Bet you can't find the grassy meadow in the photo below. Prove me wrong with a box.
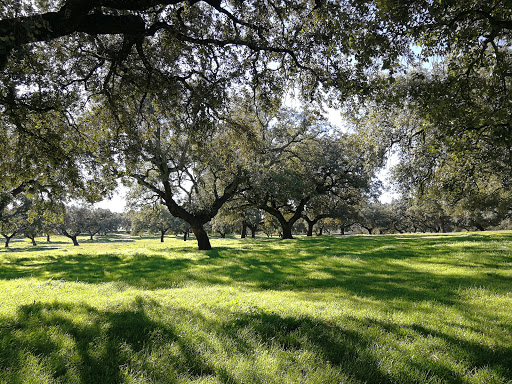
[0,232,511,384]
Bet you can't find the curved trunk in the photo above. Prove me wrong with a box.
[71,235,79,246]
[29,236,37,246]
[191,224,211,250]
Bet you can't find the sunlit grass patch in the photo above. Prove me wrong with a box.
[0,232,511,383]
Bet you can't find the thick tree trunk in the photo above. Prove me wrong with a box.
[306,222,314,236]
[71,236,79,246]
[240,222,247,239]
[29,236,37,246]
[191,225,211,250]
[281,223,293,239]
[340,227,345,235]
[248,224,257,238]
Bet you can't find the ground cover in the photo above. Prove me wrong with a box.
[0,232,511,383]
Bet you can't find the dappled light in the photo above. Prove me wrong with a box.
[0,233,511,383]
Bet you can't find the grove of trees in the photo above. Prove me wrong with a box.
[1,1,510,249]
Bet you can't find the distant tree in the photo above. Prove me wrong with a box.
[245,110,377,239]
[260,214,280,238]
[59,206,90,246]
[356,202,392,235]
[83,208,122,240]
[0,194,34,247]
[129,205,186,243]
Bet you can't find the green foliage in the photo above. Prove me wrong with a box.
[0,232,511,383]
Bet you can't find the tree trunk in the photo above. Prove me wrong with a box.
[340,227,345,235]
[248,224,257,238]
[71,236,79,246]
[29,236,37,246]
[183,231,188,241]
[46,233,50,242]
[281,223,293,239]
[317,227,323,236]
[3,233,15,248]
[160,230,165,242]
[191,225,211,250]
[241,221,247,239]
[218,232,226,238]
[306,221,314,237]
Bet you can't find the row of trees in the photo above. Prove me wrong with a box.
[3,187,511,248]
[0,199,125,247]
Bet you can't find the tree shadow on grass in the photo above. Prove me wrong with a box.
[0,235,511,303]
[2,297,510,383]
[0,298,393,383]
[0,298,220,384]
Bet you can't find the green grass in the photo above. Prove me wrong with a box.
[0,232,511,383]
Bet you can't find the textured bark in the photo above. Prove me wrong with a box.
[191,225,211,250]
[281,223,293,239]
[240,222,247,239]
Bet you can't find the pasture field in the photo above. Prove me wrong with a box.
[0,232,511,384]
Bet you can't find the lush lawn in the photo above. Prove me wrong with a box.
[0,232,511,383]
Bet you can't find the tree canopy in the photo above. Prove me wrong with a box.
[1,0,511,246]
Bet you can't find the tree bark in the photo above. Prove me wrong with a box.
[71,235,79,246]
[240,221,247,239]
[307,222,314,236]
[247,224,257,238]
[160,230,165,242]
[191,224,211,250]
[183,231,188,241]
[46,233,51,242]
[28,236,37,246]
[2,233,16,248]
[316,227,323,236]
[281,223,293,239]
